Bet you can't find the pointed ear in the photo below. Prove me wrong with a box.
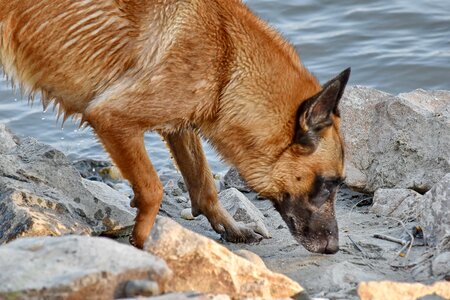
[294,68,350,148]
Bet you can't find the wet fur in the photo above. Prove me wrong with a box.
[0,0,347,250]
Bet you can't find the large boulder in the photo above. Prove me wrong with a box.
[144,217,303,299]
[341,87,450,193]
[0,236,171,299]
[358,281,450,300]
[0,125,135,244]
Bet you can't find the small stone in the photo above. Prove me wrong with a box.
[164,180,184,197]
[432,252,450,278]
[223,168,252,192]
[180,208,195,220]
[219,188,271,239]
[233,249,266,268]
[124,280,160,297]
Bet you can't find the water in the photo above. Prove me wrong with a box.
[0,0,449,172]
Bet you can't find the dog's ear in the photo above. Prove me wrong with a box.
[294,68,350,150]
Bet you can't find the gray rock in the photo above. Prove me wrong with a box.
[0,236,171,299]
[370,188,422,220]
[164,179,184,197]
[223,168,252,193]
[141,292,231,300]
[0,124,18,153]
[321,261,381,292]
[158,167,183,186]
[417,173,450,248]
[432,252,450,278]
[0,128,135,243]
[219,188,271,238]
[341,87,450,192]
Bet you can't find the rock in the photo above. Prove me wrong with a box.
[144,217,303,299]
[417,174,450,248]
[145,292,231,300]
[0,236,171,299]
[341,87,450,193]
[358,281,450,300]
[180,208,195,220]
[158,167,183,186]
[72,159,112,180]
[124,280,161,297]
[219,188,271,239]
[233,249,266,268]
[164,179,184,197]
[321,261,381,292]
[0,129,135,244]
[223,167,252,193]
[370,188,422,220]
[432,252,450,278]
[0,124,18,153]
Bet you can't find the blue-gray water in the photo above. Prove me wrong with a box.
[1,0,449,172]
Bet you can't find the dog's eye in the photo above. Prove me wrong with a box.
[312,188,330,206]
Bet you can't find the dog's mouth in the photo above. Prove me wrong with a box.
[274,195,340,254]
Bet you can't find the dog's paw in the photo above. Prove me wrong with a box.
[221,223,264,244]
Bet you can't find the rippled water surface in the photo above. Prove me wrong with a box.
[1,0,449,171]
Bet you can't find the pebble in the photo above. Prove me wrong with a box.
[124,280,160,297]
[181,208,195,220]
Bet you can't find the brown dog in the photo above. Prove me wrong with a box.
[0,0,349,253]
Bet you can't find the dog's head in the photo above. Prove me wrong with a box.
[265,68,350,254]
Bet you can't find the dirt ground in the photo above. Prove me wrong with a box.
[150,186,434,300]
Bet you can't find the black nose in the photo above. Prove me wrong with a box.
[324,237,339,254]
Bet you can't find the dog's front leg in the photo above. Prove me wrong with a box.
[162,129,264,243]
[86,109,163,249]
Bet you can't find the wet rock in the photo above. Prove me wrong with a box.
[0,236,171,299]
[432,252,450,279]
[223,167,252,193]
[341,87,450,193]
[219,188,271,239]
[358,281,450,300]
[144,217,303,299]
[370,188,422,220]
[72,159,112,180]
[0,130,135,244]
[417,174,450,248]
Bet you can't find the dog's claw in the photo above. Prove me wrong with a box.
[221,224,264,244]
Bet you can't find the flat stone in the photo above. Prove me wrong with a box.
[0,236,171,299]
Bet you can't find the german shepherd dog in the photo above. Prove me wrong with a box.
[0,0,349,253]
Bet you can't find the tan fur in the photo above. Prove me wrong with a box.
[0,0,346,249]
